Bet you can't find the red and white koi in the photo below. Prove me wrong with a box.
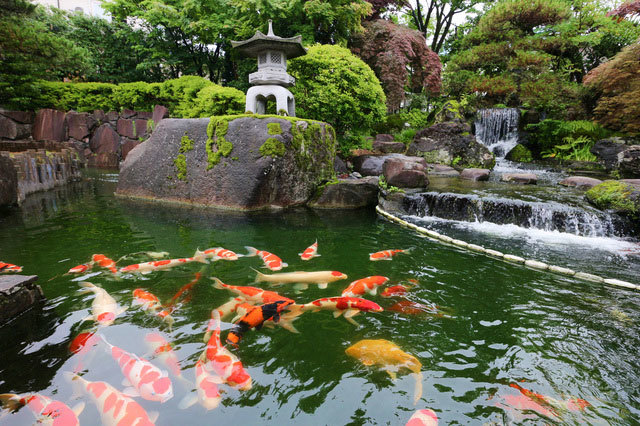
[119,252,206,274]
[198,247,240,261]
[244,246,288,271]
[253,269,348,290]
[0,262,22,273]
[132,289,174,326]
[66,373,158,426]
[99,336,173,403]
[211,277,294,305]
[406,409,438,426]
[369,249,411,261]
[299,240,320,261]
[144,333,182,378]
[78,282,125,327]
[92,254,118,274]
[201,310,252,391]
[212,297,250,321]
[285,296,383,326]
[67,263,90,274]
[0,393,84,426]
[341,276,389,297]
[178,359,223,411]
[68,331,101,373]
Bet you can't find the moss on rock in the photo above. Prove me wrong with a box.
[585,180,638,218]
[173,154,187,181]
[505,144,533,163]
[179,133,194,153]
[267,122,282,135]
[260,138,286,157]
[206,117,232,169]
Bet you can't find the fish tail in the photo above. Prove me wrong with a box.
[278,310,303,333]
[413,372,423,405]
[210,277,225,290]
[193,248,209,264]
[244,246,258,257]
[64,372,86,400]
[251,267,266,283]
[0,393,23,413]
[281,262,288,268]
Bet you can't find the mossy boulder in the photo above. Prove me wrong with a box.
[116,115,336,210]
[585,180,640,219]
[505,144,533,163]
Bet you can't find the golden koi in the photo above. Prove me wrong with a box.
[244,246,287,271]
[0,262,22,273]
[78,282,125,327]
[299,240,320,261]
[341,276,389,297]
[66,373,158,426]
[0,393,84,426]
[369,249,411,261]
[346,339,423,405]
[253,269,347,290]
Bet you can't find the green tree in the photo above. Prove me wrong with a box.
[0,0,91,108]
[288,45,386,149]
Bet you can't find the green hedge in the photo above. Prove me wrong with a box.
[27,76,245,117]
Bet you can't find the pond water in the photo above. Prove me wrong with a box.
[1,170,639,425]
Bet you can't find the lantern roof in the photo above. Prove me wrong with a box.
[231,20,307,59]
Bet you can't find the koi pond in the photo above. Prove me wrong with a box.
[1,169,639,425]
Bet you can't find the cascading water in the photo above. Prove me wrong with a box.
[474,108,520,158]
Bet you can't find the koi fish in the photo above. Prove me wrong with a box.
[67,263,90,274]
[346,339,423,405]
[299,240,320,261]
[78,282,125,327]
[202,310,252,390]
[68,331,101,372]
[244,246,288,271]
[381,285,411,298]
[508,383,590,413]
[213,297,250,321]
[226,300,294,346]
[0,393,84,426]
[211,277,294,305]
[253,269,348,290]
[165,272,203,308]
[119,252,206,274]
[284,296,383,326]
[198,247,240,261]
[341,276,389,297]
[369,249,411,261]
[406,409,438,426]
[0,262,22,273]
[132,289,174,326]
[388,300,440,316]
[92,254,118,274]
[144,333,182,378]
[99,336,173,403]
[180,359,223,411]
[66,373,158,426]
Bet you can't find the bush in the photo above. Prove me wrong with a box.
[525,119,611,160]
[19,76,245,117]
[288,44,387,149]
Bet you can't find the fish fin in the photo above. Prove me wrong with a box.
[71,402,85,417]
[371,288,378,295]
[263,321,275,329]
[413,372,423,405]
[281,262,288,268]
[193,249,209,264]
[293,283,308,291]
[122,387,140,397]
[317,282,328,289]
[203,331,212,343]
[386,370,397,380]
[64,372,85,400]
[178,393,198,410]
[344,309,359,319]
[333,311,342,318]
[278,316,300,333]
[148,411,160,423]
[0,394,23,412]
[345,315,360,327]
[210,277,225,290]
[251,267,266,284]
[244,246,258,257]
[122,378,132,387]
[362,359,374,366]
[117,307,127,315]
[315,254,321,257]
[141,270,153,275]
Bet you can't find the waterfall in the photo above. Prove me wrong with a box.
[402,192,635,238]
[475,108,520,158]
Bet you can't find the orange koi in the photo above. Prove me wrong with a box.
[91,254,117,274]
[341,276,389,297]
[406,409,438,426]
[226,300,294,345]
[369,249,411,261]
[0,393,84,426]
[285,296,383,326]
[244,246,287,271]
[299,240,320,261]
[0,262,22,273]
[387,300,440,316]
[165,272,202,308]
[381,285,410,298]
[144,333,182,378]
[99,336,173,403]
[66,373,158,425]
[509,383,590,413]
[202,310,252,390]
[67,263,90,274]
[119,252,206,274]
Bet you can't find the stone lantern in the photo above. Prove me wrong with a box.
[231,20,306,117]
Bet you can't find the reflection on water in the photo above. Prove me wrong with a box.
[0,170,639,424]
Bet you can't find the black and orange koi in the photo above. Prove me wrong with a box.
[226,300,294,346]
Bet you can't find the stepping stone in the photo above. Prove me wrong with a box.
[558,176,602,189]
[0,275,44,323]
[460,168,490,181]
[501,173,537,184]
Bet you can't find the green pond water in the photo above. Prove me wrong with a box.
[1,170,639,425]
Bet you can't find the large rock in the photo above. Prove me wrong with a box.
[591,137,640,177]
[352,154,404,176]
[619,146,640,178]
[373,140,406,153]
[66,111,96,140]
[0,275,44,323]
[585,180,640,219]
[33,109,67,141]
[117,116,336,210]
[559,176,603,190]
[121,139,142,161]
[407,120,495,169]
[427,163,460,177]
[382,156,428,188]
[0,115,30,140]
[152,105,169,128]
[0,154,18,206]
[0,109,34,124]
[89,124,121,168]
[309,176,379,209]
[460,168,490,181]
[117,118,148,139]
[501,173,537,184]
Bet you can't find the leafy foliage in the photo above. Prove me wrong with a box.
[288,44,386,149]
[351,19,442,111]
[608,1,640,21]
[525,119,611,159]
[583,41,640,135]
